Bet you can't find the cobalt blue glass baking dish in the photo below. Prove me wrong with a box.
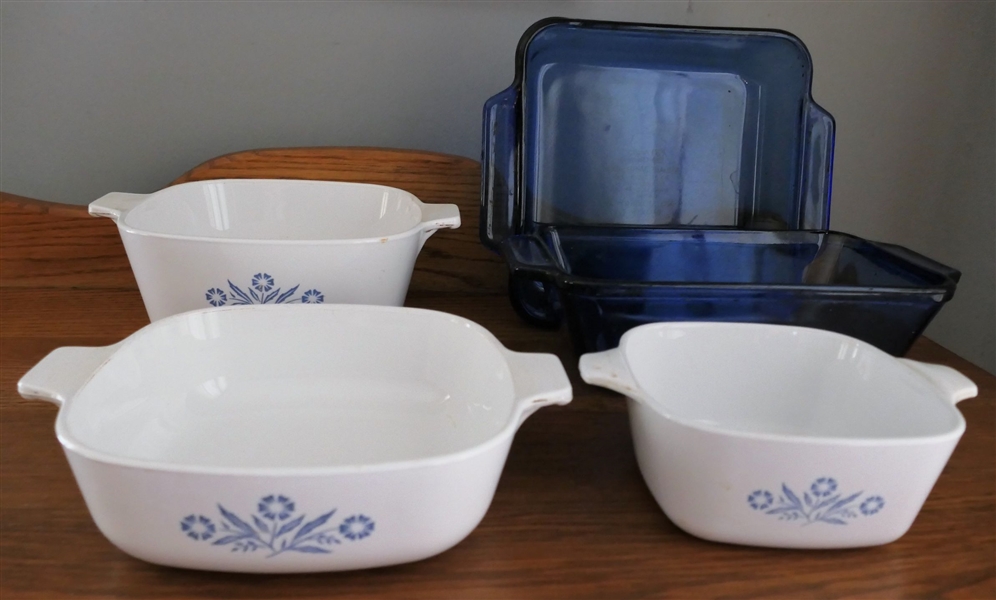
[480,18,959,355]
[481,17,836,245]
[502,228,959,355]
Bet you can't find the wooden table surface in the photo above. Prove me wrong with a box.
[2,148,993,599]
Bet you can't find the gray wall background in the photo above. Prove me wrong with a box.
[2,1,993,373]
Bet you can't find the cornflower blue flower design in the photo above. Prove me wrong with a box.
[860,496,885,515]
[748,490,774,510]
[205,288,227,307]
[301,289,324,304]
[180,515,215,540]
[251,273,275,292]
[205,273,323,307]
[180,495,375,557]
[810,477,838,498]
[339,515,375,540]
[749,479,884,526]
[258,495,295,521]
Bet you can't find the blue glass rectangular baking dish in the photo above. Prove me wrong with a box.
[481,18,959,355]
[502,228,959,355]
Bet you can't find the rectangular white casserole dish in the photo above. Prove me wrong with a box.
[18,305,571,572]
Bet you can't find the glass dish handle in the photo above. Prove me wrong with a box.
[869,241,962,285]
[502,235,563,327]
[481,86,519,251]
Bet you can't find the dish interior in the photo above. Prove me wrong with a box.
[65,307,516,469]
[623,323,961,439]
[545,228,946,288]
[123,180,423,241]
[523,25,813,229]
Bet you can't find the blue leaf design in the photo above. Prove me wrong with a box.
[751,480,882,528]
[276,285,300,304]
[812,493,842,511]
[293,509,337,542]
[252,515,269,534]
[227,281,253,304]
[184,499,368,558]
[275,514,305,538]
[213,534,251,546]
[218,504,255,535]
[823,491,863,516]
[782,484,803,510]
[250,288,261,302]
[289,546,331,554]
[264,288,280,303]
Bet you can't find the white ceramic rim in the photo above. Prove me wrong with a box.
[112,179,447,245]
[614,322,968,447]
[51,305,541,476]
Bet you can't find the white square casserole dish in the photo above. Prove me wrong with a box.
[18,305,572,573]
[579,322,977,549]
[89,179,461,320]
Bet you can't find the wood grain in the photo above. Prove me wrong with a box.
[1,147,993,599]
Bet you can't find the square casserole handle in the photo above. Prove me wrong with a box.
[578,348,654,406]
[501,349,572,424]
[897,358,978,405]
[416,201,461,250]
[18,344,123,406]
[89,192,149,222]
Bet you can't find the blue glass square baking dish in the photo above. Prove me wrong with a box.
[502,228,959,356]
[481,18,959,355]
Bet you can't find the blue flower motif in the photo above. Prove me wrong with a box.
[182,496,374,557]
[750,478,884,526]
[339,515,375,540]
[205,288,227,307]
[301,289,324,304]
[748,490,774,510]
[810,477,838,498]
[860,496,885,515]
[206,273,322,307]
[251,273,274,292]
[258,495,295,521]
[180,514,215,540]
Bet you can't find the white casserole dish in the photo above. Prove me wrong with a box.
[18,305,572,573]
[89,179,461,320]
[579,322,977,549]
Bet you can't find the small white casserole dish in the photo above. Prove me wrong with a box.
[18,305,571,573]
[90,179,461,320]
[579,322,977,549]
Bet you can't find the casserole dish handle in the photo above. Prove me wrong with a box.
[578,348,653,404]
[869,241,962,285]
[18,344,121,406]
[502,349,572,423]
[416,202,461,249]
[89,192,148,222]
[897,358,978,404]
